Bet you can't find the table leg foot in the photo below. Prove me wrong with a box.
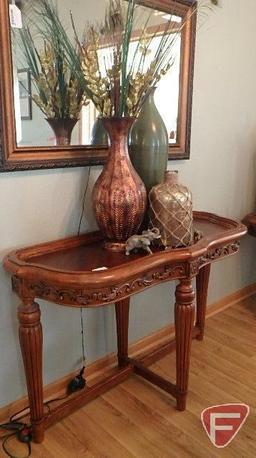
[18,300,44,443]
[176,394,186,411]
[32,420,44,444]
[115,298,130,368]
[175,279,195,411]
[196,264,211,341]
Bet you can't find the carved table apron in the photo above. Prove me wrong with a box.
[3,212,247,443]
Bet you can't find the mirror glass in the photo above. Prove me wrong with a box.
[10,1,182,148]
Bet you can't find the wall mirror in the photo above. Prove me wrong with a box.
[0,0,196,172]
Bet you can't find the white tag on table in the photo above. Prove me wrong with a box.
[92,267,108,271]
[9,4,23,29]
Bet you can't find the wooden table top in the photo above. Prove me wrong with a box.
[3,212,246,307]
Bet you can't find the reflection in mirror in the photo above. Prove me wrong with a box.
[11,0,181,148]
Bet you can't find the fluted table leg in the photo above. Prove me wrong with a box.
[115,298,130,368]
[175,279,195,411]
[196,264,211,340]
[18,300,44,443]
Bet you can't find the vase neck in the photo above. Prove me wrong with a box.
[164,170,178,185]
[141,87,156,110]
[46,118,78,146]
[103,117,134,156]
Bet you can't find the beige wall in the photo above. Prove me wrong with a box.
[1,0,256,407]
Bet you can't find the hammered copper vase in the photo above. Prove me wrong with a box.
[149,170,193,248]
[92,117,147,250]
[46,118,78,145]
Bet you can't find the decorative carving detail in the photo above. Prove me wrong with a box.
[12,275,35,301]
[152,265,185,281]
[12,264,186,307]
[11,241,240,306]
[189,241,240,276]
[12,276,21,295]
[0,155,108,172]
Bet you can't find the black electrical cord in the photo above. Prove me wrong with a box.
[77,166,91,236]
[0,422,31,458]
[2,433,31,458]
[9,409,29,424]
[2,432,31,458]
[43,394,70,415]
[80,307,86,366]
[77,167,91,369]
[0,394,70,458]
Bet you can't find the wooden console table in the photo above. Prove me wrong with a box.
[3,212,246,443]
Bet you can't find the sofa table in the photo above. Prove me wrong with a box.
[3,212,246,443]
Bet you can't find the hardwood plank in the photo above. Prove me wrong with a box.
[204,323,256,357]
[206,319,256,354]
[191,343,256,391]
[63,411,134,458]
[224,302,256,324]
[35,422,90,458]
[209,313,256,343]
[199,334,256,372]
[121,377,223,458]
[103,383,213,458]
[150,361,256,457]
[81,397,161,458]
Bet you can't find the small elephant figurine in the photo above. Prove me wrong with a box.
[125,228,161,255]
[193,229,203,243]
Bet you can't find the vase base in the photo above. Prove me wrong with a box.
[104,241,126,252]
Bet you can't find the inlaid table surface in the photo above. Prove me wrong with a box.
[3,211,247,443]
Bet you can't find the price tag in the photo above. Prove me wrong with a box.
[92,267,108,271]
[9,4,23,29]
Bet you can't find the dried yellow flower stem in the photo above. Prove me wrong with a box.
[32,44,89,119]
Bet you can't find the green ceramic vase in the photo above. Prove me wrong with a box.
[91,117,109,146]
[129,87,168,192]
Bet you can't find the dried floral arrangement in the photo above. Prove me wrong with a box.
[19,1,89,120]
[77,2,181,117]
[19,0,218,120]
[48,0,186,118]
[44,0,218,119]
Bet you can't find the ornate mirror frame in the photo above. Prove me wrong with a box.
[0,0,196,172]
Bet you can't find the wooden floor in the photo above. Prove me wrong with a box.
[2,297,256,458]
